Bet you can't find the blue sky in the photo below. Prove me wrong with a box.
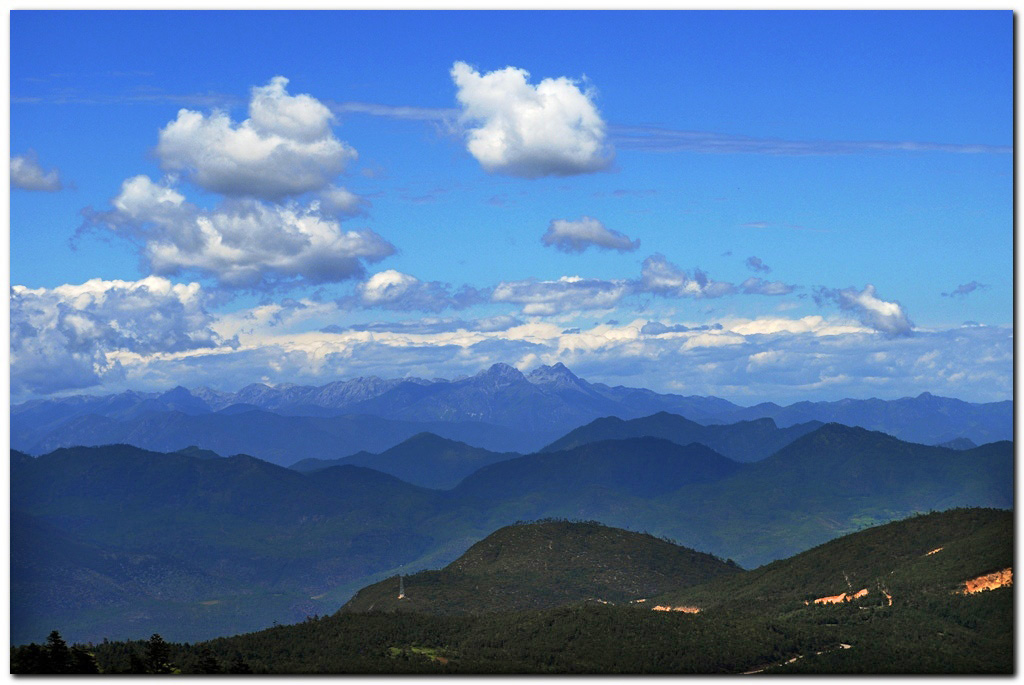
[10,10,1012,403]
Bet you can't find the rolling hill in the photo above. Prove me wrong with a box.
[341,520,741,614]
[290,432,519,489]
[541,411,822,461]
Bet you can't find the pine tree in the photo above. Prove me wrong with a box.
[70,647,101,674]
[195,647,222,674]
[228,653,252,673]
[45,630,73,673]
[145,634,173,674]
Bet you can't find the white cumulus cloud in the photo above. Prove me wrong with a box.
[11,276,223,395]
[11,150,63,191]
[541,216,639,253]
[815,284,914,336]
[92,175,394,290]
[156,76,357,200]
[451,61,613,178]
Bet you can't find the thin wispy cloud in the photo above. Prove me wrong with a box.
[742,221,829,234]
[12,91,242,108]
[610,125,1011,156]
[328,100,457,122]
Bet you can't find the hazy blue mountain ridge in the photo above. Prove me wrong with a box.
[13,364,1010,459]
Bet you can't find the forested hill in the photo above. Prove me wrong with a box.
[340,520,740,614]
[26,509,1009,675]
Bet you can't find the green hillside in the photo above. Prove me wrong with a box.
[341,520,741,614]
[35,509,1010,674]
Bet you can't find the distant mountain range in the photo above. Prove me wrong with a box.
[288,413,825,488]
[12,420,1013,644]
[541,412,824,462]
[12,362,1012,457]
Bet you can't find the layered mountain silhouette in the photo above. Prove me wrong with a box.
[12,363,1011,457]
[11,419,1013,645]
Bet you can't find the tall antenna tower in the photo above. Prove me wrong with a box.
[398,574,405,600]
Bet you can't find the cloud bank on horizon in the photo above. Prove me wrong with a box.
[10,12,1010,403]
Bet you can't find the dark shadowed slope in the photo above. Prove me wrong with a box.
[454,437,743,500]
[10,445,468,644]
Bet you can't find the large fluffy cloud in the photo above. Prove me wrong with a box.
[541,216,639,253]
[11,151,63,191]
[156,76,357,200]
[814,284,913,336]
[90,175,394,289]
[451,61,613,178]
[11,276,223,395]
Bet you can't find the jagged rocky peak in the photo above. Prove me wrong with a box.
[473,362,528,386]
[158,385,194,400]
[233,383,283,405]
[527,362,585,389]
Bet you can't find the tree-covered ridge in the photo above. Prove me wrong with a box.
[15,509,1010,674]
[341,519,741,614]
